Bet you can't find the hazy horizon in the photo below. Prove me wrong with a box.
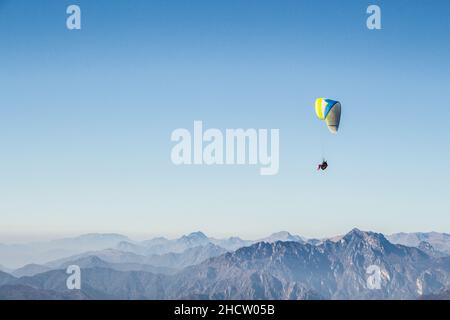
[1,227,449,245]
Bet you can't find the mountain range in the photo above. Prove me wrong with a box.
[0,231,303,269]
[387,232,450,255]
[0,229,449,300]
[0,233,130,268]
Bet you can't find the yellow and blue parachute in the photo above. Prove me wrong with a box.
[315,98,342,134]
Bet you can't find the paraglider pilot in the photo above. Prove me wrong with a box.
[317,160,328,171]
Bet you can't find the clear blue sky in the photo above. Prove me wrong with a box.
[0,0,449,242]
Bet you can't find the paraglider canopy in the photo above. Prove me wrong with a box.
[315,98,341,134]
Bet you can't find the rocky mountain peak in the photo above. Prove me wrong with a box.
[342,228,389,245]
[185,231,208,240]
